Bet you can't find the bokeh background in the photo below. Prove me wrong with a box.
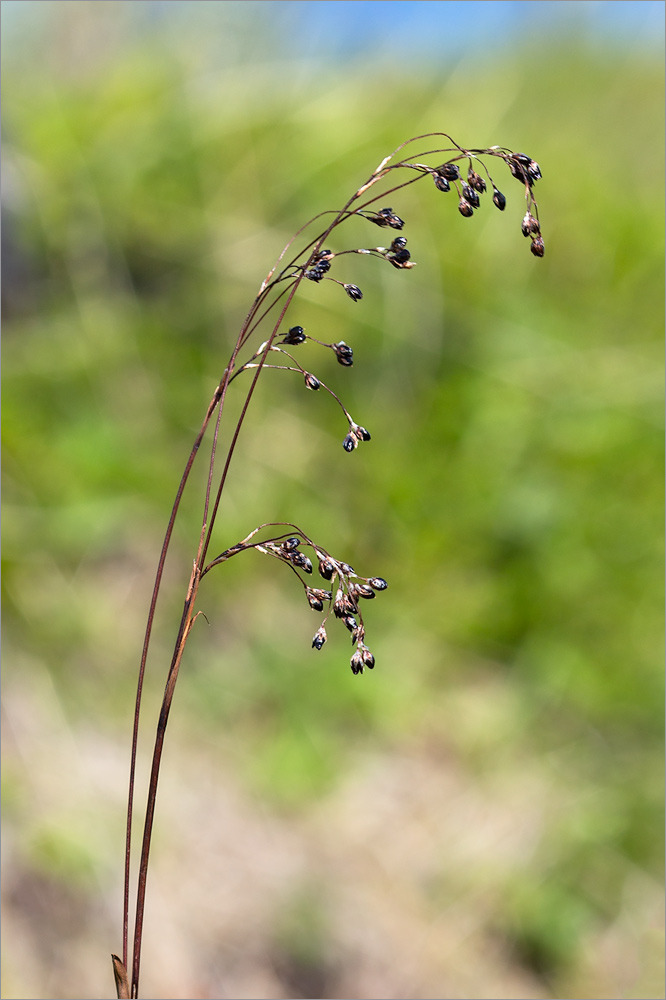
[2,2,664,998]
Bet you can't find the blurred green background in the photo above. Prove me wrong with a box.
[2,2,664,998]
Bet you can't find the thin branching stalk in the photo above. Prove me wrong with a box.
[114,133,545,999]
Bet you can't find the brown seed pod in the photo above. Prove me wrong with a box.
[318,558,337,581]
[312,627,327,650]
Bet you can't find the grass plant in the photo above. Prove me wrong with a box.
[113,134,545,999]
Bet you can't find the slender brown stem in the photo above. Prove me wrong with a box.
[122,381,225,970]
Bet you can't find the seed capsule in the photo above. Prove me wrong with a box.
[333,590,345,617]
[492,188,506,211]
[333,341,354,367]
[334,590,358,617]
[438,162,461,181]
[521,212,540,237]
[467,169,487,193]
[458,198,474,218]
[318,558,336,581]
[304,373,321,391]
[342,433,357,452]
[388,246,412,269]
[352,584,376,600]
[339,562,355,575]
[368,577,388,591]
[530,236,545,258]
[307,592,324,612]
[312,627,327,650]
[344,283,363,302]
[292,552,313,574]
[351,624,365,644]
[462,184,480,209]
[433,172,450,192]
[318,558,336,580]
[282,326,306,345]
[375,207,405,230]
[527,160,542,182]
[343,615,358,633]
[305,267,325,282]
[390,237,408,251]
[282,537,301,551]
[350,649,365,675]
[353,425,371,442]
[361,647,375,669]
[509,159,533,186]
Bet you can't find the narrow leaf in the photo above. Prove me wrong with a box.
[111,954,130,999]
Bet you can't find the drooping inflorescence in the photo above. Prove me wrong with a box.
[216,137,545,675]
[204,526,388,675]
[424,146,545,256]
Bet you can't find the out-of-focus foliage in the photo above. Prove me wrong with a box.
[2,3,663,999]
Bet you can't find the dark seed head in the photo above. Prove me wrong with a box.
[333,341,354,367]
[522,212,540,237]
[343,615,358,633]
[509,159,533,186]
[307,593,324,612]
[350,649,365,675]
[368,577,388,591]
[527,159,542,182]
[335,589,358,617]
[305,267,325,282]
[379,206,405,230]
[354,425,371,442]
[438,162,461,181]
[433,172,451,193]
[458,198,474,218]
[371,207,404,230]
[318,558,336,581]
[462,184,480,209]
[352,584,376,600]
[344,283,363,302]
[304,373,321,391]
[351,624,365,644]
[467,169,487,193]
[390,248,411,263]
[390,237,408,251]
[361,646,375,669]
[492,188,506,211]
[339,562,355,576]
[282,536,301,551]
[292,552,313,573]
[315,258,331,273]
[312,627,327,650]
[282,325,306,345]
[530,236,545,258]
[343,433,357,452]
[368,212,390,228]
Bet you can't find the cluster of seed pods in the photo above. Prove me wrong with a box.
[264,535,388,675]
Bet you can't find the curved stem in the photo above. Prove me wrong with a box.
[122,379,226,970]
